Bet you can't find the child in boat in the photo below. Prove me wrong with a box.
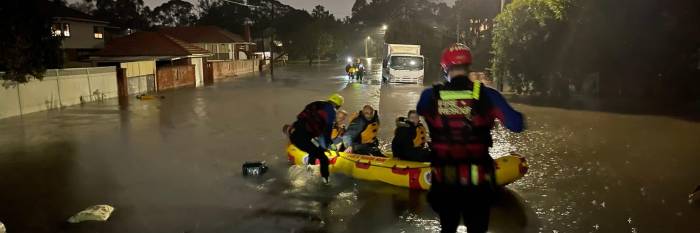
[330,110,348,151]
[392,110,430,162]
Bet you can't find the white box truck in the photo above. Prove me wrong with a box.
[382,44,424,84]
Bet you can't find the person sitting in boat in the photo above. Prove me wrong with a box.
[391,110,430,162]
[342,105,383,156]
[330,110,348,151]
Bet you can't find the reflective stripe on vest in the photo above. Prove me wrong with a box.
[438,81,481,100]
[471,165,480,186]
[427,80,491,161]
[432,164,494,186]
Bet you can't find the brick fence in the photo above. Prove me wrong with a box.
[209,60,260,80]
[156,65,195,90]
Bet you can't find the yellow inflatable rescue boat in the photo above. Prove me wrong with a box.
[286,144,528,190]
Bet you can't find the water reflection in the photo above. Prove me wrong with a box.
[396,188,538,233]
[248,162,539,233]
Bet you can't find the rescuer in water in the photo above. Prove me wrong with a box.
[417,43,525,233]
[342,105,382,156]
[391,110,430,162]
[285,94,345,184]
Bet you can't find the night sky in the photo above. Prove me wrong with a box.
[68,0,455,18]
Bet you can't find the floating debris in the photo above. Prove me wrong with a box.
[67,205,115,223]
[136,94,165,100]
[242,161,268,176]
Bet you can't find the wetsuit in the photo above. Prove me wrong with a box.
[391,118,430,162]
[289,101,336,179]
[416,76,524,233]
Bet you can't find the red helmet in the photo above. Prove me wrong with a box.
[440,43,473,71]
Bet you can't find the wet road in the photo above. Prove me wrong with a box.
[0,64,698,233]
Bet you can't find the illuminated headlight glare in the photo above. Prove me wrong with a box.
[347,57,353,63]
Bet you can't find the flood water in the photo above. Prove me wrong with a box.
[0,64,698,233]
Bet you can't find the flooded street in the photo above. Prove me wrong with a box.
[0,64,698,233]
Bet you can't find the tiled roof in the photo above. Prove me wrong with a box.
[95,31,211,57]
[159,26,247,43]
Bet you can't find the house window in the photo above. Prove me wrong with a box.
[62,23,70,37]
[51,23,62,37]
[94,26,103,39]
[51,23,71,37]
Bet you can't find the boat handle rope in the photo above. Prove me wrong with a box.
[330,150,431,169]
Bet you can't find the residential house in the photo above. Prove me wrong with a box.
[92,31,212,95]
[45,2,112,67]
[159,26,255,61]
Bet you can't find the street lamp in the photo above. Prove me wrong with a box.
[365,36,371,58]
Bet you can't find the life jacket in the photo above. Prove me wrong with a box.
[394,118,427,149]
[413,123,427,148]
[423,79,496,186]
[296,101,333,137]
[331,123,345,139]
[350,111,380,144]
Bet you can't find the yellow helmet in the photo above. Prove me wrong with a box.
[328,93,344,107]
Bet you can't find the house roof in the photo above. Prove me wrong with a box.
[159,26,247,44]
[94,31,212,58]
[41,1,108,24]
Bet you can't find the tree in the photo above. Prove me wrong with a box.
[0,0,63,83]
[351,0,367,18]
[491,0,700,100]
[491,0,571,94]
[300,5,338,62]
[311,5,333,20]
[92,0,151,30]
[68,0,96,14]
[151,0,197,27]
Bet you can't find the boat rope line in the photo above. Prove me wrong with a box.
[330,150,432,169]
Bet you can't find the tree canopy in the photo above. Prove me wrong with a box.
[91,0,151,30]
[150,0,197,27]
[491,0,700,99]
[0,0,63,83]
